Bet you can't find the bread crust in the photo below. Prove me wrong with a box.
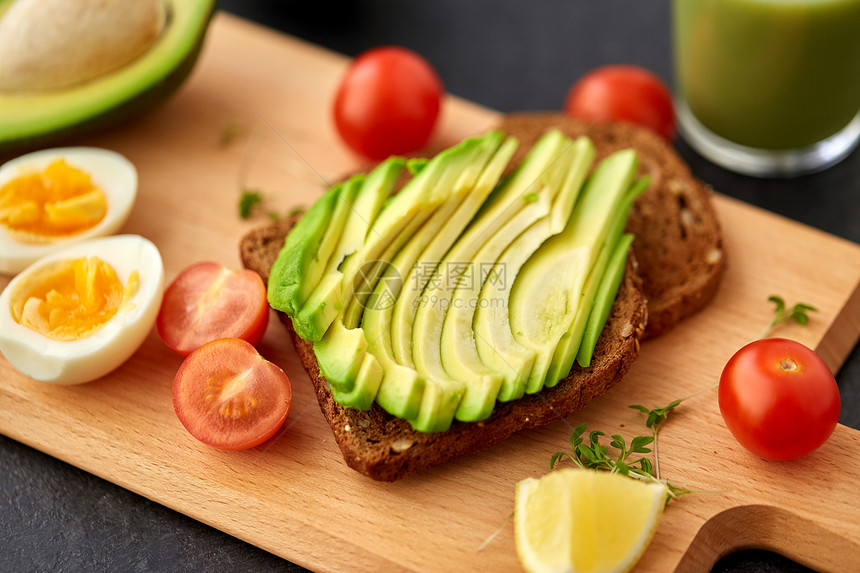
[240,215,647,481]
[496,113,726,338]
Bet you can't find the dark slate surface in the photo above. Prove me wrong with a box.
[2,1,857,572]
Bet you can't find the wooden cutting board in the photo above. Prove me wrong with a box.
[2,12,860,573]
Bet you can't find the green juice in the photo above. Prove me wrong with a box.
[674,0,860,150]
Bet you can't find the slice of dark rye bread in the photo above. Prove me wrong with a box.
[497,113,726,339]
[240,217,647,482]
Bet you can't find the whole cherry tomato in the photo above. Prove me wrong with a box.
[333,46,444,160]
[564,65,676,140]
[719,338,840,461]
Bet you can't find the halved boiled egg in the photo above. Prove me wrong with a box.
[0,234,164,385]
[0,146,137,275]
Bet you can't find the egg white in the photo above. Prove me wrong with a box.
[0,146,138,275]
[0,234,164,385]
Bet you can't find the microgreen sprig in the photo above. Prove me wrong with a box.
[550,424,655,479]
[628,400,680,481]
[553,383,723,505]
[238,188,264,219]
[550,422,698,505]
[629,384,716,480]
[759,295,817,339]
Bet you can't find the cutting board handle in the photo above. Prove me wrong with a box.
[676,504,860,573]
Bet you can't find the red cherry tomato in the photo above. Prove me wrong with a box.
[173,338,292,450]
[719,338,840,461]
[333,46,444,160]
[564,65,676,140]
[157,261,269,357]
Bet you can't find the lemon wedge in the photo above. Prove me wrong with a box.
[514,468,667,573]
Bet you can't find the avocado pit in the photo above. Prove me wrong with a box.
[0,0,166,92]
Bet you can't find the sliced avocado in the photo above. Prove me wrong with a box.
[338,133,502,329]
[366,134,514,424]
[440,214,544,412]
[0,0,215,154]
[388,135,520,366]
[412,380,466,433]
[359,193,475,417]
[315,319,368,392]
[420,133,591,422]
[280,128,645,432]
[574,176,650,368]
[288,181,359,338]
[406,130,571,375]
[357,204,462,417]
[467,136,595,406]
[509,149,639,394]
[329,351,384,410]
[267,184,341,318]
[294,158,404,341]
[576,233,635,367]
[314,133,504,401]
[547,176,649,382]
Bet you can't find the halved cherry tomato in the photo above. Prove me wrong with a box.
[157,261,269,357]
[173,338,292,450]
[564,65,676,140]
[333,46,444,160]
[719,338,840,461]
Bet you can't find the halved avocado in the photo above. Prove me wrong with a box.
[0,0,215,155]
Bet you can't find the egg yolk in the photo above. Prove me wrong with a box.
[12,256,139,341]
[0,159,108,241]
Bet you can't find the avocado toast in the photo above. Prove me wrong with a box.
[240,120,724,481]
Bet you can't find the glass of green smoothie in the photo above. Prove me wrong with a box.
[673,0,860,177]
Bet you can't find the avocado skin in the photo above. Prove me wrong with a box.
[268,185,341,317]
[0,0,215,157]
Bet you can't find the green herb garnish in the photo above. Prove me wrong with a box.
[550,424,654,479]
[629,399,683,481]
[553,386,721,505]
[760,295,817,338]
[238,189,263,219]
